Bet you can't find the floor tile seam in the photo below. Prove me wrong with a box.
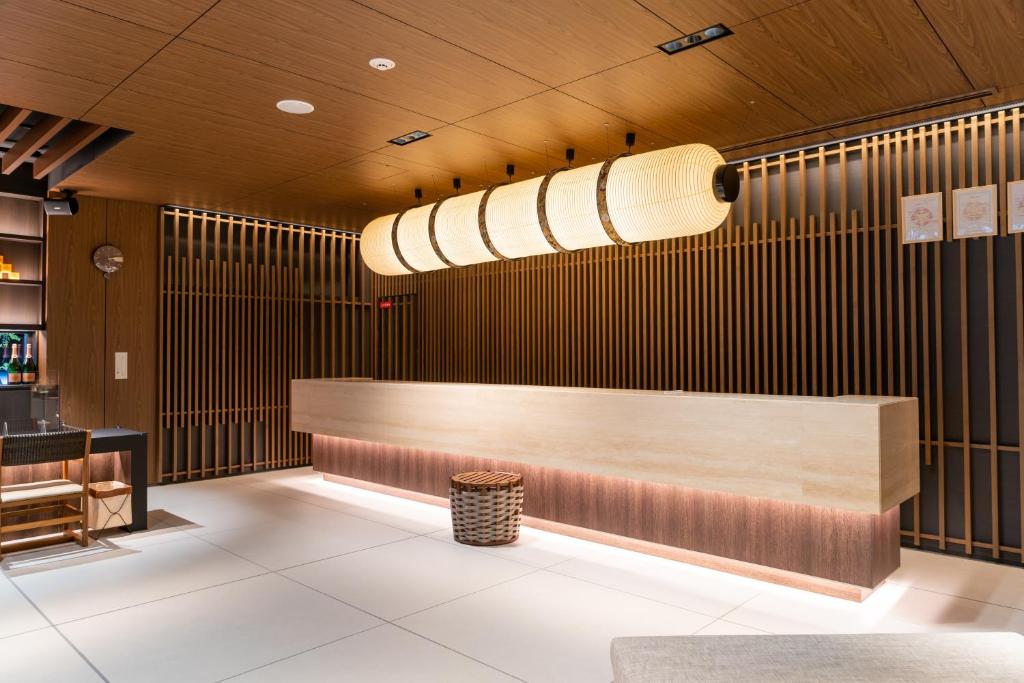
[43,570,275,627]
[212,622,390,682]
[416,530,581,571]
[541,564,756,623]
[883,582,1024,614]
[390,622,530,682]
[388,566,548,623]
[714,591,764,622]
[270,534,421,572]
[199,483,432,537]
[8,576,111,682]
[0,623,51,642]
[272,570,391,623]
[712,617,773,634]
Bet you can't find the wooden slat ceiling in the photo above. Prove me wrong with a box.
[0,105,127,188]
[2,0,1022,229]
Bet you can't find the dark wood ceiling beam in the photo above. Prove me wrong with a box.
[0,106,31,142]
[32,122,110,179]
[2,114,72,175]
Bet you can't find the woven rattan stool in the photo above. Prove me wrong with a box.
[449,471,524,546]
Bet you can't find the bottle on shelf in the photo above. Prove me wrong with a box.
[22,342,36,384]
[8,343,22,384]
[0,345,8,386]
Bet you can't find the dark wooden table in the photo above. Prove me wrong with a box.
[90,427,148,531]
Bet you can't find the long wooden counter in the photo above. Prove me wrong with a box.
[293,379,919,599]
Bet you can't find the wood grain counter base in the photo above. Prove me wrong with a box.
[313,435,899,599]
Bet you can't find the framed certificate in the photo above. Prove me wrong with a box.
[1009,180,1024,234]
[953,184,997,239]
[900,192,943,244]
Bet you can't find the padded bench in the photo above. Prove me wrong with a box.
[611,632,1024,682]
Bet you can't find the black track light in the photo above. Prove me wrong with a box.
[414,187,423,204]
[453,177,461,194]
[658,24,732,55]
[506,163,515,181]
[565,147,575,167]
[625,132,636,152]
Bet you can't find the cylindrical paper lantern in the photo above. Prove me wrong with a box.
[360,143,737,276]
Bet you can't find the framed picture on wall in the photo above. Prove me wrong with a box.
[953,184,998,239]
[1009,180,1024,234]
[900,192,944,244]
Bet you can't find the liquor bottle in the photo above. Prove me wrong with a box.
[22,343,36,384]
[0,346,8,386]
[7,343,22,384]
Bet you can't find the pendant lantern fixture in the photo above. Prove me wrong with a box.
[361,143,738,276]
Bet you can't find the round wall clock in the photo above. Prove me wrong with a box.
[92,245,124,278]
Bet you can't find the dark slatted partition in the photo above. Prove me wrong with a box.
[159,208,372,482]
[373,105,1024,565]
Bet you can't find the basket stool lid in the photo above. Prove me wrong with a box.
[450,470,522,490]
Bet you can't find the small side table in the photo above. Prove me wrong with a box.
[449,471,524,546]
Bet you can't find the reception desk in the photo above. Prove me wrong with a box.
[293,379,919,599]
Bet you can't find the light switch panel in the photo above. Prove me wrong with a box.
[114,352,128,380]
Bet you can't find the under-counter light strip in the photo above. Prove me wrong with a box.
[360,143,738,276]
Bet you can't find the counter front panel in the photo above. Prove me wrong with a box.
[293,379,919,597]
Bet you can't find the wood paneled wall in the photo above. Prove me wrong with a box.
[159,209,372,482]
[47,196,159,481]
[374,105,1024,565]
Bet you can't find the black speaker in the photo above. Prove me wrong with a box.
[44,196,79,216]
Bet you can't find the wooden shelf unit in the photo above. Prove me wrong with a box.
[0,195,46,385]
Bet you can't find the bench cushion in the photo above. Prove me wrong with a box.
[611,632,1024,682]
[1,479,83,504]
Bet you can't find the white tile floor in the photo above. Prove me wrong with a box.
[2,466,1024,682]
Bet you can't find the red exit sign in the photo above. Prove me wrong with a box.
[378,298,394,310]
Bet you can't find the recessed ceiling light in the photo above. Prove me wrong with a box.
[276,99,315,114]
[388,130,430,146]
[657,23,732,55]
[369,57,396,71]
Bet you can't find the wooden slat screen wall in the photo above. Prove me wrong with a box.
[160,208,372,482]
[373,105,1024,565]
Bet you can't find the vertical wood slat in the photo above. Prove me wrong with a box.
[369,104,1024,567]
[158,104,1024,565]
[159,210,370,481]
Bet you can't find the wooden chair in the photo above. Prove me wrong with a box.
[0,429,92,559]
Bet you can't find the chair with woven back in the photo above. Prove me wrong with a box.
[0,428,92,559]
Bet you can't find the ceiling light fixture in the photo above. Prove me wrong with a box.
[388,130,430,146]
[657,23,732,55]
[361,143,739,276]
[276,99,315,114]
[369,57,396,71]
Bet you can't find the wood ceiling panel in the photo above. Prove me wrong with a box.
[257,151,494,212]
[182,0,546,123]
[705,0,972,123]
[0,0,168,85]
[456,90,677,165]
[215,193,378,230]
[560,49,811,149]
[640,0,799,31]
[66,0,218,35]
[83,138,317,191]
[374,126,553,190]
[66,162,259,208]
[825,98,989,141]
[85,89,365,174]
[359,0,674,86]
[917,0,1024,91]
[120,40,443,150]
[983,82,1024,109]
[228,182,398,219]
[0,59,109,118]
